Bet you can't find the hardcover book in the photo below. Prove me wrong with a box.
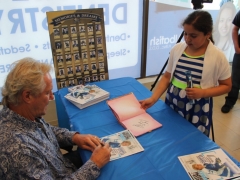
[178,148,240,180]
[65,84,109,109]
[101,130,144,161]
[107,93,162,136]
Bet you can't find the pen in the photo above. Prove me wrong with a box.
[100,141,105,147]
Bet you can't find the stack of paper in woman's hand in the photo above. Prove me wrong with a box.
[65,84,109,109]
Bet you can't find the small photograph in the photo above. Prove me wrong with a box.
[77,77,83,85]
[60,81,66,88]
[82,51,88,59]
[100,74,105,80]
[87,24,93,33]
[65,54,72,63]
[83,64,89,71]
[92,75,98,82]
[96,36,102,46]
[68,79,75,86]
[88,37,95,45]
[90,50,96,58]
[62,27,68,35]
[98,49,104,59]
[79,25,85,33]
[71,26,77,34]
[72,39,79,49]
[59,68,65,76]
[75,65,81,73]
[56,55,63,63]
[64,40,70,50]
[55,41,62,49]
[91,63,97,70]
[74,52,80,61]
[84,76,90,83]
[80,38,86,49]
[53,28,60,37]
[67,66,73,75]
[99,62,104,69]
[95,23,101,33]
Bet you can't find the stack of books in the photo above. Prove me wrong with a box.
[64,84,109,109]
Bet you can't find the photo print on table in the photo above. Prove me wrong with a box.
[53,27,60,39]
[65,54,72,64]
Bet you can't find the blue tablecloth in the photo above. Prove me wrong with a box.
[56,77,240,180]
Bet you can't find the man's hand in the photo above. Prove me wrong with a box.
[90,143,112,169]
[72,133,103,152]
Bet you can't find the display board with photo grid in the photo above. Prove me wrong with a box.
[47,8,108,89]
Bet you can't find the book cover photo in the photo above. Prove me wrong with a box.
[101,130,144,161]
[178,149,240,180]
[107,93,162,136]
[65,84,109,109]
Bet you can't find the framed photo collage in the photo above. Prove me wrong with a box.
[47,8,108,89]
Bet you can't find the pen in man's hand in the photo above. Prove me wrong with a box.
[100,141,105,147]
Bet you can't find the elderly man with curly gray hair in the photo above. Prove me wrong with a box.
[0,57,111,180]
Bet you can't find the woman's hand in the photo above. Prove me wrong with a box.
[139,97,156,110]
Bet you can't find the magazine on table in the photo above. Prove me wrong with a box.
[107,93,162,136]
[178,148,240,180]
[65,84,109,109]
[101,130,144,161]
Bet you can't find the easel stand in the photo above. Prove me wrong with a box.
[150,31,184,91]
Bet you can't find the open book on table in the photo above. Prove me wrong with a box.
[107,93,162,136]
[101,130,144,161]
[178,148,240,180]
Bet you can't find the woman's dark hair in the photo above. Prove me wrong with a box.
[182,10,214,44]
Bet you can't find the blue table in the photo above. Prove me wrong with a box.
[56,77,240,180]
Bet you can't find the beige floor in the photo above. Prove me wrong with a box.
[140,77,240,162]
[43,76,240,162]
